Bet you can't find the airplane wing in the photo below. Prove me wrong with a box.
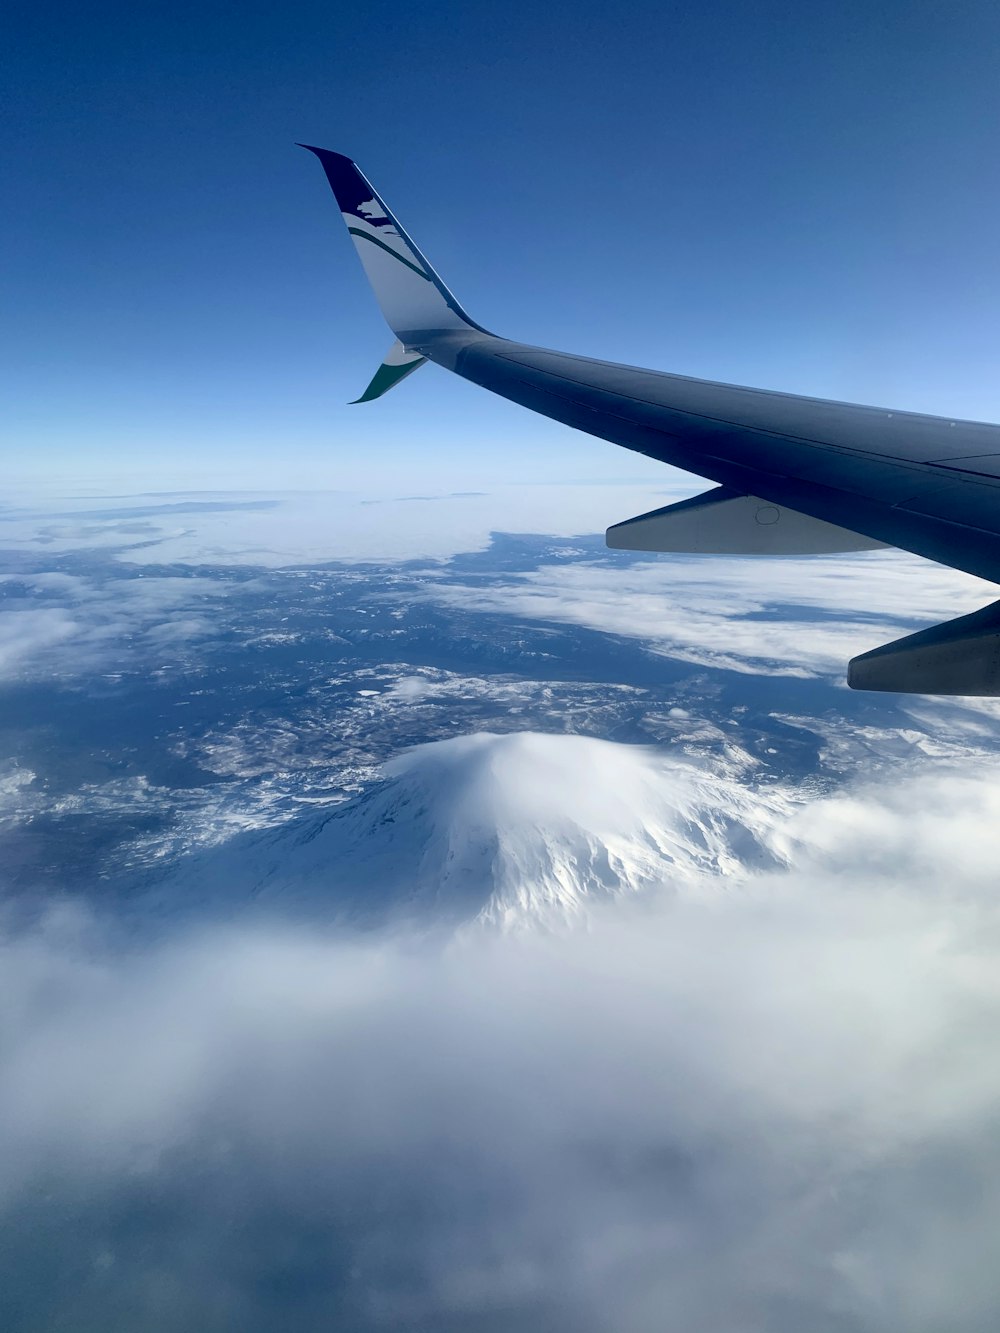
[299,145,1000,696]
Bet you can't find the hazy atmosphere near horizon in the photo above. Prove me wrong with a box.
[4,2,1000,1329]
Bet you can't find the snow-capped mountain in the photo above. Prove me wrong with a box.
[152,733,798,929]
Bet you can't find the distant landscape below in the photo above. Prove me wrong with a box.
[2,486,1000,1331]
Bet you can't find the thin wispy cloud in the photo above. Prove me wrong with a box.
[422,550,997,677]
[0,483,688,567]
[0,571,236,681]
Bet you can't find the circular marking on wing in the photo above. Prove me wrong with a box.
[754,505,781,526]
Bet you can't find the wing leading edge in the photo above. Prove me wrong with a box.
[301,145,1000,695]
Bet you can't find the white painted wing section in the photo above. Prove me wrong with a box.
[607,488,887,555]
[299,146,479,342]
[341,211,470,339]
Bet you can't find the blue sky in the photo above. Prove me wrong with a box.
[5,0,999,489]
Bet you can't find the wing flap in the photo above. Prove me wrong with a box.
[607,488,887,555]
[849,600,1000,695]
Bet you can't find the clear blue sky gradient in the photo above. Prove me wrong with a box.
[5,0,1000,488]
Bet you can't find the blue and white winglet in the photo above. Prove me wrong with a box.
[301,144,1000,695]
[299,144,487,402]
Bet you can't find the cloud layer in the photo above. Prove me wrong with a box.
[0,481,688,567]
[423,549,999,678]
[0,570,236,682]
[3,762,1000,1331]
[4,489,1000,1330]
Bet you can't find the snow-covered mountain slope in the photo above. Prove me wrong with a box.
[150,733,799,929]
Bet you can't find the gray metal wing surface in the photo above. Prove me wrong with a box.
[301,145,1000,695]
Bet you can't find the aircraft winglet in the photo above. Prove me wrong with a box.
[299,147,1000,694]
[351,340,427,404]
[298,144,486,349]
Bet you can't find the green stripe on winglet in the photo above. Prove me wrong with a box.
[347,229,432,279]
[351,355,428,404]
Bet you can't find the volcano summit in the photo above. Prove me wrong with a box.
[149,732,798,929]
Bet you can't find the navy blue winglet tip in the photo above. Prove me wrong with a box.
[297,145,375,214]
[296,143,354,165]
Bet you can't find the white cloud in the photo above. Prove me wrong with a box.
[0,607,81,675]
[3,762,1000,1329]
[6,487,997,701]
[422,549,998,678]
[0,571,234,681]
[5,479,1000,1329]
[0,482,689,567]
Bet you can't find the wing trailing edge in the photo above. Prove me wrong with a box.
[300,146,1000,695]
[849,601,1000,695]
[607,487,887,555]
